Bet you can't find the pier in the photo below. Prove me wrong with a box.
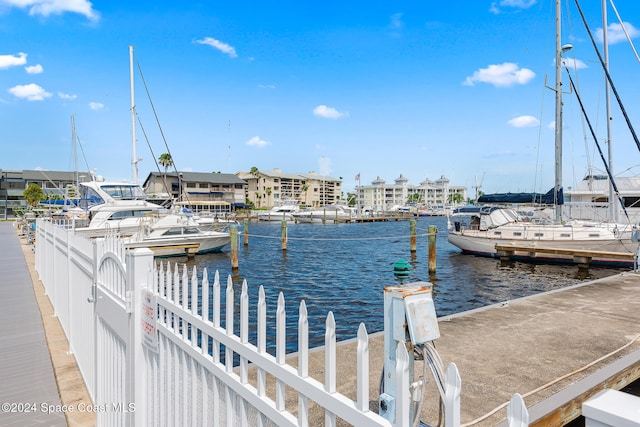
[290,272,640,425]
[4,221,640,425]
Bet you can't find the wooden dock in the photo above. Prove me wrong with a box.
[495,244,636,267]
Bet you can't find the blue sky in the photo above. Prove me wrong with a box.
[1,0,639,196]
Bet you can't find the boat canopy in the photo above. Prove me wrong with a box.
[477,187,562,205]
[480,208,520,229]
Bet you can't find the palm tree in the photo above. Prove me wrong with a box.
[158,153,173,173]
[265,187,272,207]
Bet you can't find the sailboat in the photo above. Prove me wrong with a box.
[72,46,231,257]
[447,0,639,267]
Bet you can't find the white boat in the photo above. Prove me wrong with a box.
[257,200,300,222]
[293,204,355,223]
[448,206,637,266]
[447,1,639,267]
[125,214,231,257]
[73,180,168,237]
[74,180,230,256]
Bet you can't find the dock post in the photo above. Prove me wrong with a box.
[410,219,417,253]
[230,225,239,269]
[243,219,249,246]
[281,220,287,251]
[428,225,437,273]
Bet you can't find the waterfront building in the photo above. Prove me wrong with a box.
[355,174,467,212]
[237,168,342,208]
[142,171,247,208]
[0,169,92,219]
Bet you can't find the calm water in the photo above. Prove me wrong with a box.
[163,216,625,353]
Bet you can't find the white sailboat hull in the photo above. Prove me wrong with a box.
[448,222,638,266]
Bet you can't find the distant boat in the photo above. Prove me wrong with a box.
[257,199,300,222]
[447,0,639,267]
[292,204,355,223]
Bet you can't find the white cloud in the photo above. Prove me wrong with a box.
[596,22,640,45]
[0,52,27,69]
[389,13,403,30]
[508,115,539,127]
[89,101,103,110]
[25,64,43,74]
[490,0,536,14]
[1,0,99,21]
[58,92,77,100]
[313,104,348,119]
[319,156,332,176]
[195,37,238,58]
[464,62,535,87]
[246,136,270,148]
[8,83,52,101]
[560,57,587,70]
[258,84,276,89]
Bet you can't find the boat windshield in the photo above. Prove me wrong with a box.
[100,185,147,200]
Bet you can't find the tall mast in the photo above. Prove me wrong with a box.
[130,45,138,184]
[602,0,615,221]
[71,115,78,187]
[553,0,573,222]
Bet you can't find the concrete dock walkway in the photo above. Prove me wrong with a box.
[0,222,93,426]
[0,221,66,426]
[294,271,640,426]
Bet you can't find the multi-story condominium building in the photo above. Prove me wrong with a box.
[236,168,342,208]
[355,174,467,211]
[0,169,92,219]
[142,171,247,208]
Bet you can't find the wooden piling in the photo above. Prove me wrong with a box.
[243,219,249,246]
[410,219,417,253]
[230,225,239,269]
[428,225,437,273]
[281,220,287,251]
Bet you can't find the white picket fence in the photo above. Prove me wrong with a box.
[39,218,624,426]
[35,219,418,425]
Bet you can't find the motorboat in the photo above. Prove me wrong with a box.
[73,180,169,237]
[257,200,300,222]
[292,204,355,223]
[125,214,231,257]
[73,180,230,256]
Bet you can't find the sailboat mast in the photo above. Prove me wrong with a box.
[130,45,138,184]
[602,0,616,222]
[71,115,78,187]
[554,0,564,223]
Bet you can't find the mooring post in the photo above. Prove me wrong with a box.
[428,225,437,273]
[243,219,249,246]
[230,224,239,269]
[281,220,287,251]
[410,219,417,253]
